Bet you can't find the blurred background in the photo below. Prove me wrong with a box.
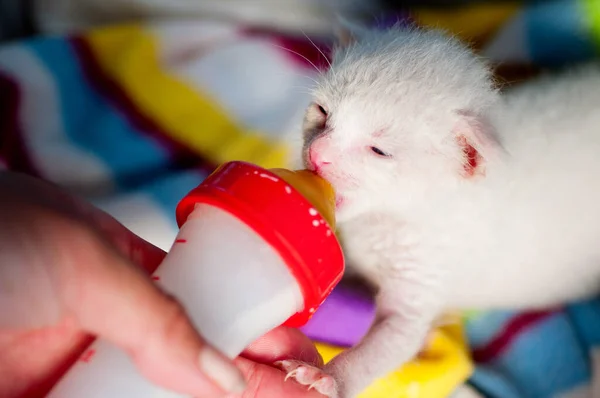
[0,0,559,41]
[2,1,600,398]
[1,0,594,84]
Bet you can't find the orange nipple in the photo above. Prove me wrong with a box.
[270,169,336,230]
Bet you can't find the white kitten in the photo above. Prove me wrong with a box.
[277,25,600,398]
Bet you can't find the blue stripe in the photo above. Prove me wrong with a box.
[24,37,171,188]
[472,314,590,398]
[466,310,520,348]
[567,298,600,347]
[469,367,522,398]
[142,169,209,226]
[525,0,595,66]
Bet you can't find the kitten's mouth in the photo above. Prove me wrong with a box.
[308,167,344,209]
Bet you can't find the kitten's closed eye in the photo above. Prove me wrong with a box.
[317,104,328,116]
[303,102,329,140]
[311,103,328,127]
[370,146,392,158]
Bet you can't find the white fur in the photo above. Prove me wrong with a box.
[302,26,600,397]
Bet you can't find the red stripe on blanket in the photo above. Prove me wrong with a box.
[0,71,41,176]
[69,37,214,173]
[242,27,332,71]
[472,310,557,363]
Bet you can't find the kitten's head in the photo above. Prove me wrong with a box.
[302,25,502,220]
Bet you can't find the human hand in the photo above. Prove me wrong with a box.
[0,171,326,398]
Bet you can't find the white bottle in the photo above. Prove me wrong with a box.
[47,161,344,398]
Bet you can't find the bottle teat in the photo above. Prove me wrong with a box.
[268,169,336,229]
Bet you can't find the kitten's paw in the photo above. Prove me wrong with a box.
[274,359,337,397]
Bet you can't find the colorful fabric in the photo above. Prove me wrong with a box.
[3,1,600,397]
[464,305,600,398]
[0,21,322,249]
[301,286,474,398]
[383,0,600,87]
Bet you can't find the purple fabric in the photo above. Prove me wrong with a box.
[300,284,375,347]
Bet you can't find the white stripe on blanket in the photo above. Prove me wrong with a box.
[158,31,316,141]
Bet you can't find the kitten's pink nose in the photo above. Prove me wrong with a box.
[308,146,331,171]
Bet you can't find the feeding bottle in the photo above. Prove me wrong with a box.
[47,161,345,398]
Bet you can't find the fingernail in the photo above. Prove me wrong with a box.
[199,347,246,393]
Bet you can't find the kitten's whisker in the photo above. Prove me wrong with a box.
[288,87,314,95]
[301,29,332,70]
[297,74,320,87]
[271,44,321,74]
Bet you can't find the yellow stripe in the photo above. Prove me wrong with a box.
[314,323,473,398]
[582,0,600,51]
[84,24,289,169]
[413,3,520,44]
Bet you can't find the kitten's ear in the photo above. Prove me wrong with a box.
[452,110,503,178]
[334,16,369,48]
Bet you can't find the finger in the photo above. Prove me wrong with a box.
[58,230,246,397]
[0,171,166,275]
[232,357,328,398]
[0,204,164,331]
[0,323,94,398]
[73,194,167,275]
[242,327,323,367]
[91,212,167,274]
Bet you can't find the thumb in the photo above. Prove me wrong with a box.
[59,230,247,397]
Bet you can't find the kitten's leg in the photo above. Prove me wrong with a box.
[278,275,441,398]
[324,281,441,397]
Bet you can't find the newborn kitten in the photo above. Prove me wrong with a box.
[276,25,600,397]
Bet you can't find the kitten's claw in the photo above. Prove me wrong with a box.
[308,376,336,395]
[274,360,337,397]
[284,368,299,382]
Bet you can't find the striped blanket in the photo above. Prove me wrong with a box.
[2,1,600,397]
[0,21,316,250]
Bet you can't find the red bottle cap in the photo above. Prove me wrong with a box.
[176,161,345,327]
